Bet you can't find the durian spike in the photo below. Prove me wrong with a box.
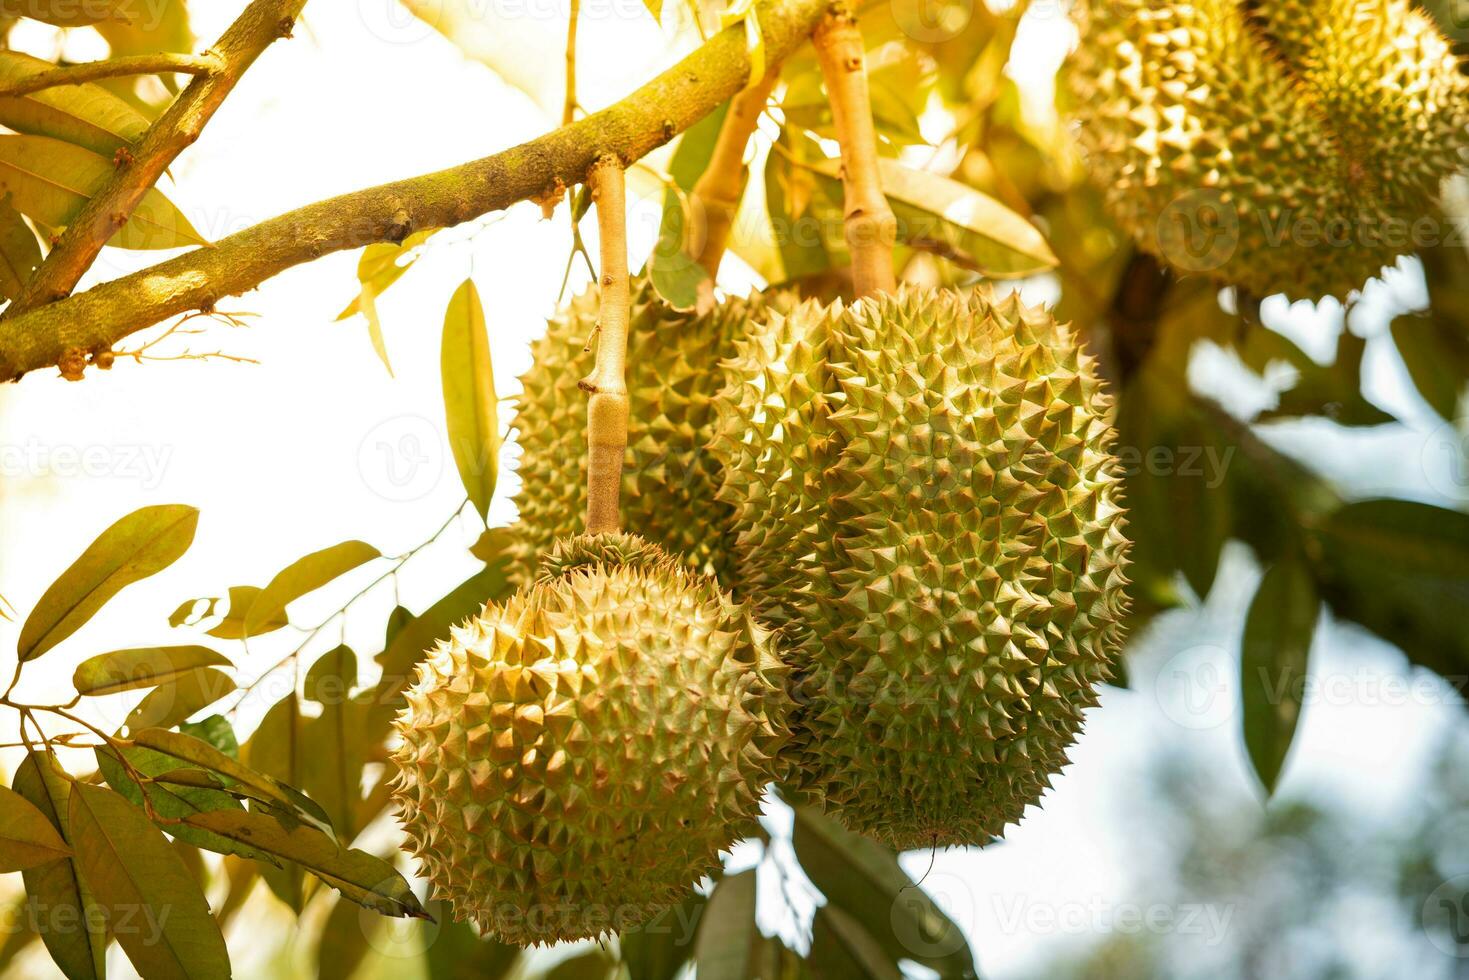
[581,156,631,534]
[690,63,783,281]
[812,4,896,298]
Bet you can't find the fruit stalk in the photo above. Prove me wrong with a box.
[690,65,782,277]
[812,6,896,297]
[581,156,631,534]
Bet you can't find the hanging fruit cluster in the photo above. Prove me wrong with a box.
[390,0,1467,947]
[1065,0,1469,301]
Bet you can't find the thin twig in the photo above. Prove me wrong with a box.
[0,53,221,99]
[224,499,471,714]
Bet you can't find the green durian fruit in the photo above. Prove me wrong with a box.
[510,278,751,584]
[713,286,1129,850]
[1065,0,1469,301]
[536,530,670,581]
[390,536,790,945]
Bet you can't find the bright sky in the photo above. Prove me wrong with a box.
[0,3,1464,978]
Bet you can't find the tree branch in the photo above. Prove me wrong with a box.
[0,0,828,383]
[0,53,223,99]
[7,0,309,314]
[581,158,630,535]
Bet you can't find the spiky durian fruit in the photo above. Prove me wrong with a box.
[536,530,669,581]
[1065,0,1469,301]
[390,535,791,945]
[713,286,1129,850]
[510,278,751,584]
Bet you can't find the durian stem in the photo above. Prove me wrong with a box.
[690,65,782,278]
[582,157,631,535]
[812,7,896,298]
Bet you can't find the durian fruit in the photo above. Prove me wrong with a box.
[535,529,668,581]
[713,286,1129,850]
[1064,0,1469,301]
[510,278,752,584]
[390,533,791,945]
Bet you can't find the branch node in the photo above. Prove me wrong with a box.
[386,208,413,243]
[277,16,296,38]
[58,348,86,382]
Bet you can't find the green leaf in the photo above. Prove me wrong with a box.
[123,666,236,733]
[808,906,903,980]
[11,751,108,980]
[545,948,614,980]
[792,807,975,977]
[442,278,500,522]
[808,156,1056,276]
[245,539,381,635]
[376,564,513,700]
[317,896,376,980]
[761,127,835,283]
[424,919,519,980]
[1244,327,1391,427]
[179,714,239,758]
[92,0,191,56]
[183,808,428,918]
[170,585,288,639]
[336,229,436,376]
[73,645,231,696]
[19,503,198,661]
[693,869,759,980]
[0,0,136,27]
[1393,312,1469,421]
[301,691,390,844]
[94,745,273,863]
[1311,499,1469,686]
[305,644,358,704]
[0,784,71,870]
[67,782,231,980]
[240,695,305,911]
[129,727,301,814]
[0,50,150,155]
[1240,557,1319,795]
[0,134,205,249]
[649,101,727,309]
[620,894,707,980]
[470,526,516,564]
[0,197,40,301]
